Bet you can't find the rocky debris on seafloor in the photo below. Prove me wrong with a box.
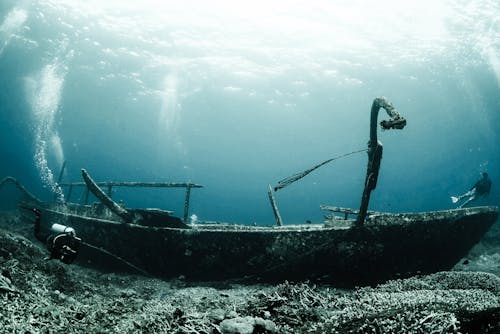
[218,315,277,334]
[0,212,499,333]
[0,274,17,294]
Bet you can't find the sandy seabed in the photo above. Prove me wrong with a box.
[0,211,499,334]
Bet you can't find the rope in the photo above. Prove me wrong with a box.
[274,149,367,192]
[0,176,44,204]
[81,241,152,277]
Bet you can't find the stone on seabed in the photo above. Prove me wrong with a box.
[220,316,278,334]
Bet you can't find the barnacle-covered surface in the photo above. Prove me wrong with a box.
[366,206,499,226]
[30,205,498,286]
[1,211,499,333]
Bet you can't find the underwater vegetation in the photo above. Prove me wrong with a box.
[1,211,499,333]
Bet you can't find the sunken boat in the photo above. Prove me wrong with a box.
[3,97,498,287]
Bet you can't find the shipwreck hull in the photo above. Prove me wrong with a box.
[37,206,498,286]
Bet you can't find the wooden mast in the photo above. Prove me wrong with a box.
[356,97,406,227]
[81,169,135,223]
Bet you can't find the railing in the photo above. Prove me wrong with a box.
[59,180,203,224]
[321,205,377,221]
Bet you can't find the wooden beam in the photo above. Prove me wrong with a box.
[183,185,192,224]
[268,185,283,226]
[81,169,132,223]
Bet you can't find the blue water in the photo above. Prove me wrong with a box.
[1,0,499,224]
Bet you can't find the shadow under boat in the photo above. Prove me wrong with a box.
[4,97,498,287]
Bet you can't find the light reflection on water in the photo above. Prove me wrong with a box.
[0,0,498,221]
